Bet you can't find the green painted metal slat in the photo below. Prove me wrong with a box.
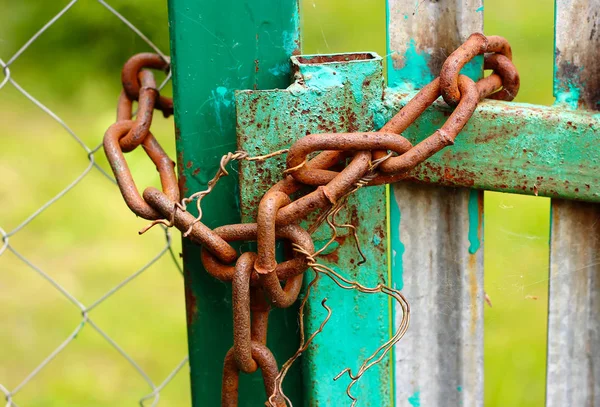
[166,2,303,405]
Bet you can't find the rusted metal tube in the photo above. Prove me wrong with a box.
[142,187,238,263]
[255,191,291,275]
[232,252,259,373]
[221,342,286,407]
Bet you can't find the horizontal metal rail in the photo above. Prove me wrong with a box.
[387,92,600,202]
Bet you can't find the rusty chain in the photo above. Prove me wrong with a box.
[103,33,520,407]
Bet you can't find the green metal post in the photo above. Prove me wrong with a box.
[166,2,302,405]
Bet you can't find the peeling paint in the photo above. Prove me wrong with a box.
[282,29,300,56]
[408,391,421,407]
[269,62,291,77]
[467,190,481,254]
[387,39,435,90]
[390,191,405,290]
[554,61,582,109]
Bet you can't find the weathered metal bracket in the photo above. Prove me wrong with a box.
[238,53,391,405]
[239,52,600,204]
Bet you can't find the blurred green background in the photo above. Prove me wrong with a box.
[0,0,554,405]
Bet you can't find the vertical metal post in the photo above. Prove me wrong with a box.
[166,2,302,405]
[386,1,485,406]
[547,1,600,405]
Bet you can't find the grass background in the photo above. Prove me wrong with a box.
[1,0,554,405]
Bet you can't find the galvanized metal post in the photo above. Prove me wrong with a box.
[386,2,485,406]
[166,2,302,405]
[547,1,600,405]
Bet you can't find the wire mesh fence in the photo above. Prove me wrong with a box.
[1,2,188,406]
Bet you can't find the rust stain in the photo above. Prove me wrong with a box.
[468,254,478,336]
[185,283,198,326]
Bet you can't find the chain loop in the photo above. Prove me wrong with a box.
[440,33,513,106]
[222,342,286,407]
[104,37,521,406]
[121,52,173,117]
[103,120,179,220]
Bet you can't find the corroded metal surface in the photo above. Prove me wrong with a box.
[554,0,600,110]
[386,0,483,89]
[237,53,391,406]
[382,91,600,202]
[547,1,600,406]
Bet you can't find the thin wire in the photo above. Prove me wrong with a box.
[8,245,86,310]
[139,149,289,235]
[292,245,410,407]
[7,159,95,237]
[9,78,91,153]
[85,244,171,312]
[138,356,189,406]
[96,0,168,60]
[87,319,157,390]
[5,0,79,67]
[0,1,186,405]
[0,58,10,90]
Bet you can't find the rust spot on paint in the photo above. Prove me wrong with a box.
[185,283,198,326]
[296,53,374,65]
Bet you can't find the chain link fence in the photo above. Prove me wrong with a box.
[1,2,189,405]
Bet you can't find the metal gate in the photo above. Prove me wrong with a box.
[165,0,599,405]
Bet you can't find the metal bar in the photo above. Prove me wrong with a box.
[386,1,485,406]
[547,1,600,406]
[237,52,392,406]
[166,2,302,405]
[382,93,600,203]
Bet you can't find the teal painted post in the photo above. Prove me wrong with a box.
[166,2,302,405]
[386,1,485,406]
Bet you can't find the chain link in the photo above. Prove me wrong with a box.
[104,33,520,406]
